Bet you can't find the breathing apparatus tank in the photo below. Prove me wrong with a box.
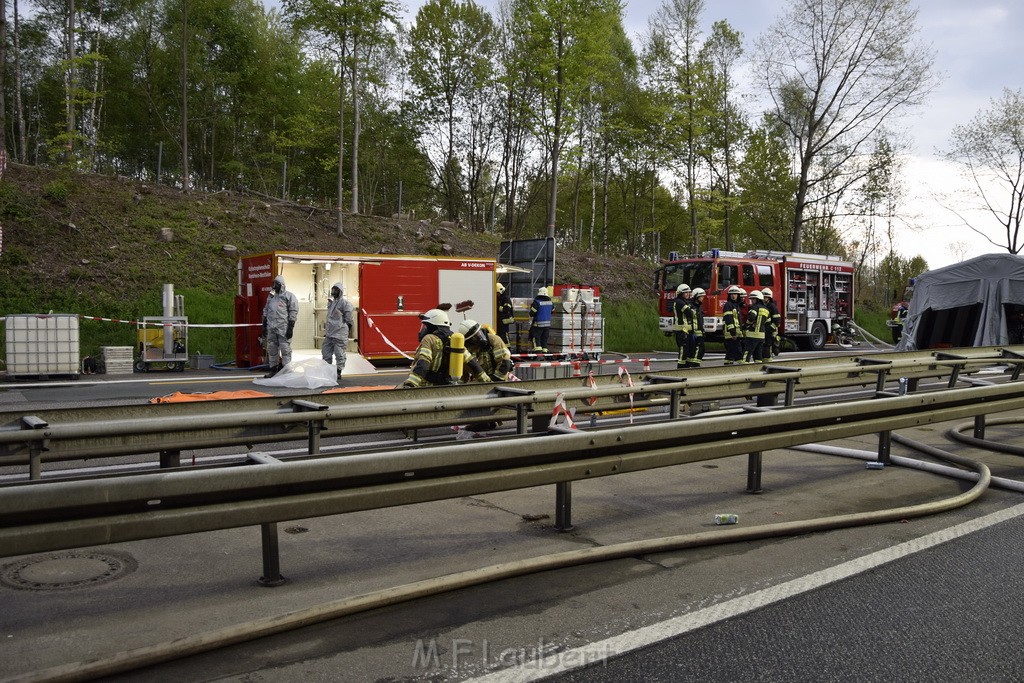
[448,332,466,384]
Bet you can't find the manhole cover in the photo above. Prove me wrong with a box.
[0,550,138,591]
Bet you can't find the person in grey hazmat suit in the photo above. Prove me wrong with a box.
[262,274,298,378]
[322,282,355,380]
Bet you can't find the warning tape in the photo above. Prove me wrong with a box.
[363,312,414,361]
[618,365,636,424]
[77,315,259,328]
[548,393,577,430]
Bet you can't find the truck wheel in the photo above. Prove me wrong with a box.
[808,321,827,351]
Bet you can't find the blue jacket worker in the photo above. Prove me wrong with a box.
[529,287,554,352]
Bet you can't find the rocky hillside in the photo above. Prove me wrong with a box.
[0,164,657,319]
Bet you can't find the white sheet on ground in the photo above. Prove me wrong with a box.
[253,358,338,389]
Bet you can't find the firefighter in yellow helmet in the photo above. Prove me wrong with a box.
[741,289,770,363]
[761,287,782,360]
[722,285,745,365]
[495,282,515,346]
[458,319,513,382]
[683,287,706,368]
[671,283,691,369]
[402,308,489,388]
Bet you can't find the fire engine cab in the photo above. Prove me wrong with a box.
[655,249,856,351]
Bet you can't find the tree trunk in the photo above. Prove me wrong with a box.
[349,36,359,215]
[180,0,189,192]
[13,0,26,163]
[336,53,346,236]
[64,0,75,163]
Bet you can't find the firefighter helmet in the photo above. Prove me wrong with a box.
[496,282,505,294]
[761,287,773,298]
[691,287,706,298]
[728,285,745,296]
[457,319,482,339]
[419,308,451,328]
[537,286,548,297]
[676,284,691,294]
[748,289,764,301]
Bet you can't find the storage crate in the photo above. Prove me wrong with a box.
[190,354,215,370]
[101,346,135,375]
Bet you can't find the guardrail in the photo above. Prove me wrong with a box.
[3,376,1024,567]
[1,347,1022,480]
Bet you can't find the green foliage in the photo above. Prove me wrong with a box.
[43,178,74,201]
[603,299,674,353]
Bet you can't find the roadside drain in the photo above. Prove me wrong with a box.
[1,550,138,591]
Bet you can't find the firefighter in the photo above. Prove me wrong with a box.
[496,282,515,346]
[722,285,745,365]
[761,287,782,360]
[529,286,553,352]
[261,274,298,378]
[458,319,513,382]
[672,284,691,369]
[741,289,770,364]
[683,287,706,368]
[402,309,489,388]
[322,282,355,381]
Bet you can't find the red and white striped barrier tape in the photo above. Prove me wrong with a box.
[618,365,636,424]
[548,393,577,430]
[77,315,259,328]
[363,312,414,361]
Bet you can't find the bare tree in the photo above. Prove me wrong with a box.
[754,0,937,251]
[943,88,1024,254]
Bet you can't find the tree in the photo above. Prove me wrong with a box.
[408,0,497,225]
[697,19,746,251]
[733,117,796,251]
[285,0,399,234]
[753,0,937,251]
[943,88,1024,255]
[512,0,621,239]
[643,0,706,254]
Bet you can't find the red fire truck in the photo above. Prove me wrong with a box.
[655,249,856,351]
[234,251,498,367]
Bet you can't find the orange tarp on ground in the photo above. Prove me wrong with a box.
[150,390,273,403]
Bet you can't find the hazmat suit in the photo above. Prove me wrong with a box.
[262,274,299,377]
[322,282,355,380]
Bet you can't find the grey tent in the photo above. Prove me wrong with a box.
[896,253,1024,351]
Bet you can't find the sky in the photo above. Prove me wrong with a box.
[390,0,1021,270]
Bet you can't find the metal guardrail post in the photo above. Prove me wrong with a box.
[935,352,967,388]
[247,452,287,586]
[159,450,181,468]
[858,358,892,394]
[878,430,892,465]
[495,386,536,435]
[1001,350,1024,381]
[763,365,800,407]
[746,452,763,493]
[21,416,48,481]
[646,375,684,418]
[555,482,573,532]
[257,523,286,587]
[293,400,329,455]
[974,415,986,439]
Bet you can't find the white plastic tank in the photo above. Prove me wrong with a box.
[5,314,81,376]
